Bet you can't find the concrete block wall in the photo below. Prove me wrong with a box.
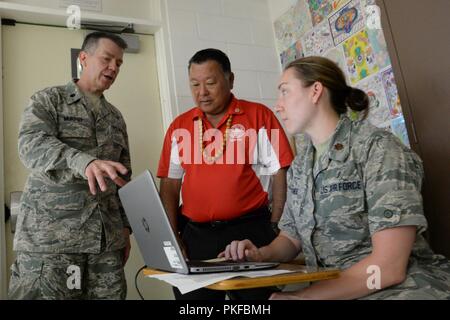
[165,0,281,116]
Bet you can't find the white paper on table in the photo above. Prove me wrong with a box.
[147,269,295,294]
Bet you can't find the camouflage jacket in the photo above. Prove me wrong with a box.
[280,116,450,299]
[14,80,132,254]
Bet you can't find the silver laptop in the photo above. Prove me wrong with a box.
[118,170,279,274]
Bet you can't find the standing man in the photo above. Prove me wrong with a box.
[157,48,294,300]
[9,32,132,299]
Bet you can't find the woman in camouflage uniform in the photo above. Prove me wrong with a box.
[221,56,450,299]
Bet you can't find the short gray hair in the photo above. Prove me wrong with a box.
[81,32,127,54]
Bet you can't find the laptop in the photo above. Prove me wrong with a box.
[118,170,279,274]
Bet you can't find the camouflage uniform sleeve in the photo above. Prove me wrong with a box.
[18,94,96,178]
[364,132,427,235]
[118,121,132,231]
[278,165,302,240]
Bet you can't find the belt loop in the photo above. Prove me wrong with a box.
[210,220,228,228]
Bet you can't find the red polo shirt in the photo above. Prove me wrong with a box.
[157,95,293,222]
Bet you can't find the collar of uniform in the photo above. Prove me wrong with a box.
[327,115,351,162]
[64,80,84,105]
[65,79,106,105]
[191,94,245,120]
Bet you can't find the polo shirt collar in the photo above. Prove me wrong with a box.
[191,94,245,120]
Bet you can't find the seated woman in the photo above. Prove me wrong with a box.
[220,56,450,299]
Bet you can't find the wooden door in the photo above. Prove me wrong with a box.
[378,0,450,257]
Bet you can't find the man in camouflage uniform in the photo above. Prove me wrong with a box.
[279,116,450,299]
[9,32,132,299]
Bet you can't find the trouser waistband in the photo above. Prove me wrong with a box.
[187,206,270,228]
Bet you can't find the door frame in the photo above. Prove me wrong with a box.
[376,0,421,155]
[0,21,7,299]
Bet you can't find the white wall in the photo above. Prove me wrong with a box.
[162,0,282,116]
[1,0,158,21]
[268,0,297,22]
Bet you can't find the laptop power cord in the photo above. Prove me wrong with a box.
[135,265,146,300]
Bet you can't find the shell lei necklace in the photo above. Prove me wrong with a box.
[198,115,233,163]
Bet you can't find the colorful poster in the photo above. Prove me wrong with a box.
[367,28,391,69]
[324,46,349,82]
[302,22,334,56]
[381,67,402,117]
[342,29,379,84]
[391,116,410,147]
[361,0,376,7]
[274,0,410,147]
[280,40,304,68]
[329,0,365,45]
[307,0,347,26]
[293,0,313,39]
[355,74,391,127]
[274,7,297,52]
[275,1,314,53]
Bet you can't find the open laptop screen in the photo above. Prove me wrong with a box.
[118,170,278,274]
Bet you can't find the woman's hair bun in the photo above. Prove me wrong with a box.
[345,87,369,112]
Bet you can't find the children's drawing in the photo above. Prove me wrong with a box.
[324,46,349,82]
[274,7,297,52]
[355,74,391,127]
[381,67,402,117]
[391,116,410,147]
[343,29,379,84]
[329,0,365,45]
[302,22,334,56]
[280,40,304,68]
[293,0,313,38]
[274,0,407,137]
[307,0,347,26]
[367,28,391,69]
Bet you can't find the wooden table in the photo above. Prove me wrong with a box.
[143,263,339,291]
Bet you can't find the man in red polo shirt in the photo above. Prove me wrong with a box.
[157,48,293,300]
